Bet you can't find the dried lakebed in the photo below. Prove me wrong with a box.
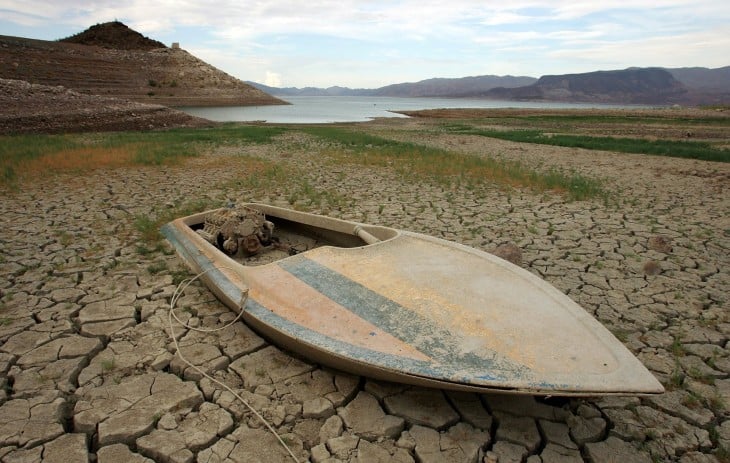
[0,120,728,462]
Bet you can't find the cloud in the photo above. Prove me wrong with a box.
[1,0,728,87]
[546,27,730,69]
[264,71,282,88]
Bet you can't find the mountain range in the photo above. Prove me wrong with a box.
[250,67,730,105]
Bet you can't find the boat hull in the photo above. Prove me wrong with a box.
[162,203,663,396]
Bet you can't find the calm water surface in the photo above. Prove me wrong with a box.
[178,96,629,124]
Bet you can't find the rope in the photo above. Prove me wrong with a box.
[168,267,300,462]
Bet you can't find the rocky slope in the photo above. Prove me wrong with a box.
[0,78,214,134]
[0,22,285,107]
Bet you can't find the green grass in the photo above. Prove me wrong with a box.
[134,197,217,244]
[303,126,608,201]
[231,158,349,210]
[488,113,730,126]
[450,127,730,162]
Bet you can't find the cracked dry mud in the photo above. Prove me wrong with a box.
[1,117,728,463]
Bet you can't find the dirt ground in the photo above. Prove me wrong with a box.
[0,110,729,462]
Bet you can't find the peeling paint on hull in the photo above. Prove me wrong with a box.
[162,203,664,396]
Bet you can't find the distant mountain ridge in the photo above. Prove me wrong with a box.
[485,67,729,105]
[248,74,537,98]
[251,67,730,105]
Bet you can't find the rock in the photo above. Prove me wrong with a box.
[49,287,86,303]
[679,451,724,463]
[647,235,672,253]
[320,415,344,443]
[77,338,171,387]
[441,422,490,462]
[334,373,360,403]
[293,419,324,449]
[647,390,715,427]
[539,419,577,449]
[717,420,730,449]
[283,370,339,402]
[495,414,541,452]
[169,342,229,380]
[310,443,331,463]
[446,392,493,430]
[338,391,404,440]
[410,424,487,463]
[356,439,414,463]
[15,335,102,367]
[303,397,335,419]
[198,424,304,463]
[584,436,652,463]
[484,395,568,421]
[73,373,203,446]
[327,434,360,460]
[567,414,607,445]
[40,433,89,463]
[176,402,233,449]
[0,446,43,462]
[634,405,711,458]
[228,345,314,389]
[364,380,407,399]
[80,318,136,339]
[642,260,661,276]
[0,330,52,357]
[490,440,528,463]
[541,443,583,463]
[96,443,156,463]
[77,297,136,324]
[135,430,193,463]
[383,389,459,429]
[11,357,87,395]
[0,391,66,448]
[492,242,522,266]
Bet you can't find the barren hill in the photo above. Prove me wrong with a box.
[59,20,166,50]
[0,22,285,107]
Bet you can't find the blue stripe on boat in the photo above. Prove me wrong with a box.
[278,256,532,382]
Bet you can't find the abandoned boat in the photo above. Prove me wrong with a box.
[161,203,664,396]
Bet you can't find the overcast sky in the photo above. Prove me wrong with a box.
[2,1,729,88]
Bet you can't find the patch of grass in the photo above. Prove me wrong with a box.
[170,269,191,286]
[670,336,686,357]
[0,125,288,188]
[233,157,348,210]
[147,261,168,275]
[303,127,609,201]
[100,358,115,372]
[687,367,715,385]
[450,127,730,162]
[134,197,217,245]
[667,366,685,390]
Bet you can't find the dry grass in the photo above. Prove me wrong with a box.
[16,146,137,173]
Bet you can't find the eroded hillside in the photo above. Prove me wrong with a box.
[0,22,285,107]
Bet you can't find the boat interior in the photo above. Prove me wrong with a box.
[186,204,398,266]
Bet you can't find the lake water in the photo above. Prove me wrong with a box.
[177,96,629,124]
